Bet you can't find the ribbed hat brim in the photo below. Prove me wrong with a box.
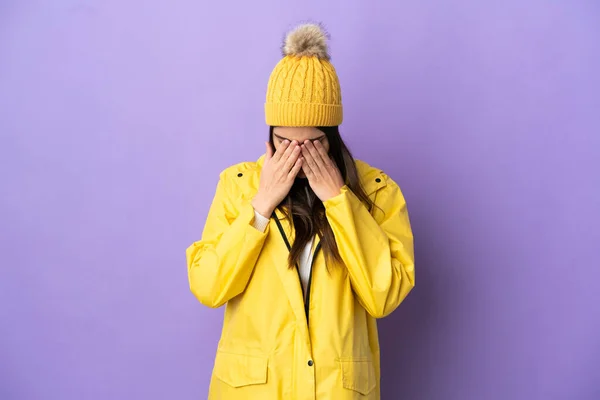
[265,102,343,127]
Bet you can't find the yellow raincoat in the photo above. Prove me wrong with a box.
[186,155,415,399]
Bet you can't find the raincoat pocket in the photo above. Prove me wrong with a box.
[339,358,377,396]
[213,351,268,388]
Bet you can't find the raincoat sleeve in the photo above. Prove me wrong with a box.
[186,171,269,308]
[323,176,415,318]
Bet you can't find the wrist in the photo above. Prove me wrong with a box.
[252,193,275,217]
[324,186,343,202]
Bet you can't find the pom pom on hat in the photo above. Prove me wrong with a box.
[282,23,330,60]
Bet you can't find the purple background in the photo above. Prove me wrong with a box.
[1,1,599,399]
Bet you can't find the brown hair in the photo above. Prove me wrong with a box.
[269,126,374,269]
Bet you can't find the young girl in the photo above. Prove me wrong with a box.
[186,23,415,400]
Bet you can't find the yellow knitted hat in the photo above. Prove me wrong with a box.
[265,23,343,127]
